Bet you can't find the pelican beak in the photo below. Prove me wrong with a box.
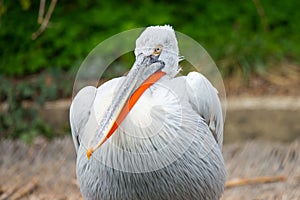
[86,53,165,160]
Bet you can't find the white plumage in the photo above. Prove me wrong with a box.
[70,25,226,200]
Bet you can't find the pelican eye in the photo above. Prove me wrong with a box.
[153,45,163,56]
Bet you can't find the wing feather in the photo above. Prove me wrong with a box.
[185,72,224,149]
[70,77,125,153]
[70,86,97,153]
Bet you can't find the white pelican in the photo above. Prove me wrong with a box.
[70,25,226,200]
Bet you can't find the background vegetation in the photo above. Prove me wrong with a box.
[1,0,300,76]
[0,0,299,142]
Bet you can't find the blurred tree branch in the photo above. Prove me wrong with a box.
[32,0,57,40]
[252,0,269,32]
[38,0,46,24]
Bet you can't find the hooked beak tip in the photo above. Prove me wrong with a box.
[86,148,93,160]
[150,54,160,63]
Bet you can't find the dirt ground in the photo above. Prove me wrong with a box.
[1,137,300,200]
[223,62,300,97]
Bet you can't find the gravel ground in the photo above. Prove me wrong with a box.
[1,137,300,200]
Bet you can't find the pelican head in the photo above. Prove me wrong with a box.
[86,25,180,159]
[135,25,180,77]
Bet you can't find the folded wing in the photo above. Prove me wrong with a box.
[185,72,224,149]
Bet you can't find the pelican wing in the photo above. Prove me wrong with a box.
[185,72,224,149]
[70,86,97,153]
[70,78,125,153]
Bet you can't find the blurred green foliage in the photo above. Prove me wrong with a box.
[0,69,73,143]
[0,0,299,77]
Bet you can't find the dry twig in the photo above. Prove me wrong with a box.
[0,182,20,200]
[9,178,38,200]
[38,0,46,24]
[32,0,57,40]
[226,175,287,188]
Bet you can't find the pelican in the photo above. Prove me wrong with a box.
[70,25,226,200]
